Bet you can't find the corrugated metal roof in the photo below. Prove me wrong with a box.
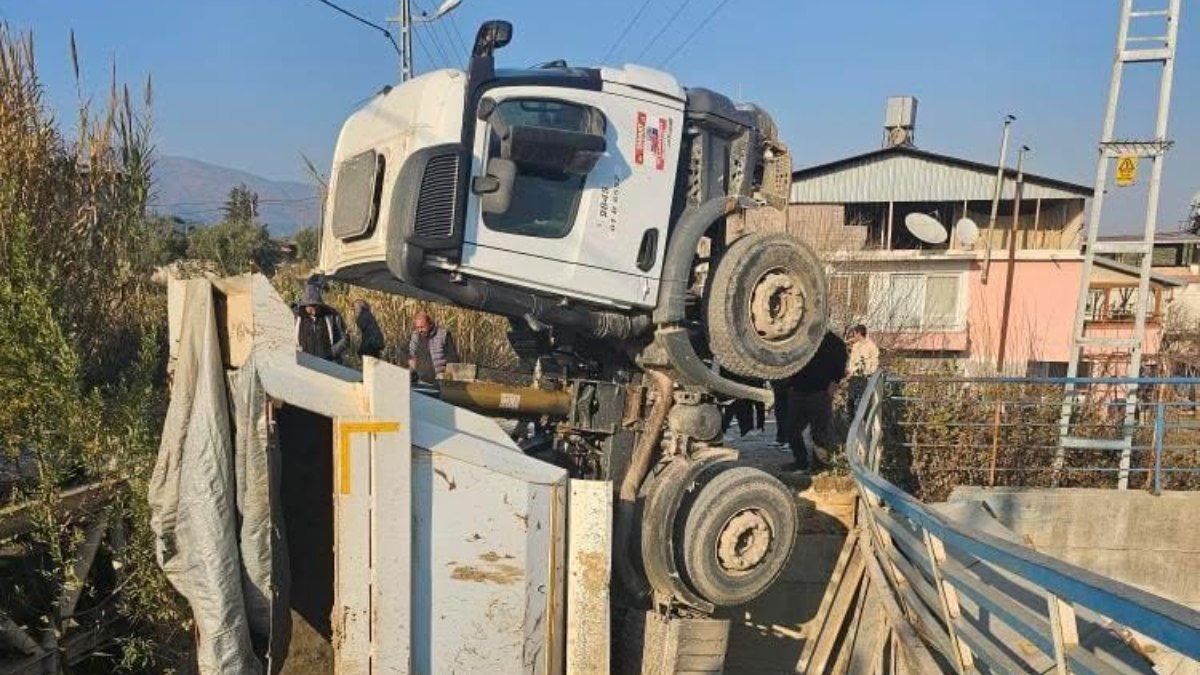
[790,145,1092,203]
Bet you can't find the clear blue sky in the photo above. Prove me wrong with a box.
[3,0,1197,232]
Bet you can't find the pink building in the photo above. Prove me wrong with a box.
[738,102,1180,375]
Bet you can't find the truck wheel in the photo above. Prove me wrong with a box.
[705,232,827,379]
[679,465,797,607]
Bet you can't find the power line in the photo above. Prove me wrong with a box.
[658,0,733,67]
[421,22,454,69]
[413,26,443,70]
[601,0,654,65]
[307,0,402,58]
[414,1,463,68]
[434,13,465,67]
[633,0,697,62]
[414,1,465,69]
[446,12,471,62]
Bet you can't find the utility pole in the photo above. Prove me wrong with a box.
[401,0,413,81]
[996,145,1030,372]
[981,115,1016,283]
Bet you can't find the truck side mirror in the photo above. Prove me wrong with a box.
[477,158,516,214]
[472,21,512,58]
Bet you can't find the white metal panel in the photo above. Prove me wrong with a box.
[460,84,683,308]
[412,448,566,674]
[566,480,612,675]
[791,153,1088,203]
[599,64,686,101]
[365,359,413,673]
[320,70,469,275]
[334,422,371,675]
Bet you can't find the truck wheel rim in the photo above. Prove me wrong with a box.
[749,268,804,342]
[715,508,773,575]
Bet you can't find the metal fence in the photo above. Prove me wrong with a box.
[872,375,1200,499]
[845,373,1200,673]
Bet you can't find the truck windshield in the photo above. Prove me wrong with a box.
[483,99,605,238]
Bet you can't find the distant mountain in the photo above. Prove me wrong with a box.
[152,155,321,236]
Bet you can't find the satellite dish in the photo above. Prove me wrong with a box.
[905,212,949,245]
[956,217,980,247]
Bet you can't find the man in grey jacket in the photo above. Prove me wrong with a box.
[408,311,459,384]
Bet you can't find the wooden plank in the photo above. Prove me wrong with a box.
[846,581,888,675]
[797,530,861,672]
[566,480,611,675]
[807,544,867,674]
[56,515,108,621]
[0,480,119,541]
[830,573,870,675]
[859,538,943,675]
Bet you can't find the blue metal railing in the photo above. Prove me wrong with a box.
[845,373,1200,672]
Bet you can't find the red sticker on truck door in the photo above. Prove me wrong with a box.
[655,117,667,170]
[634,112,647,165]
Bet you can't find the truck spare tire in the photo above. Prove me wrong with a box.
[705,232,828,380]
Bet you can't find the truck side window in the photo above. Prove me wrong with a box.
[483,99,605,239]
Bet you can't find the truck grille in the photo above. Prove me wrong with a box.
[413,153,459,240]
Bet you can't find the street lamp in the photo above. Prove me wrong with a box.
[415,0,462,23]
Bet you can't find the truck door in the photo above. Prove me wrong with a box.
[459,86,683,309]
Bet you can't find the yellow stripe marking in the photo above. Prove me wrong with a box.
[336,420,401,495]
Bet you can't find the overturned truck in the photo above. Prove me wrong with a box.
[153,19,830,674]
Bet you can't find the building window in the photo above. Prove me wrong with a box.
[831,272,964,332]
[1026,361,1069,378]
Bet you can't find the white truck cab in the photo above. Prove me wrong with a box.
[320,21,825,401]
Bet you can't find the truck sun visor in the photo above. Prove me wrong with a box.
[501,125,606,176]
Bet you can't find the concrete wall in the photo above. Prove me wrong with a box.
[948,486,1200,610]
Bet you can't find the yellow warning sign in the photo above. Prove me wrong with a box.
[1116,154,1139,187]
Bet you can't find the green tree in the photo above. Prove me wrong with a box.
[186,219,281,276]
[293,226,321,267]
[222,183,258,224]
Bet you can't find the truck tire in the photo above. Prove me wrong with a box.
[678,465,797,607]
[705,232,827,380]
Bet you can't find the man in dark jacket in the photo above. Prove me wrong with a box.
[781,331,848,472]
[295,284,348,363]
[354,300,386,360]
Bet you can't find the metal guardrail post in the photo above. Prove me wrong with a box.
[1154,400,1165,495]
[923,532,975,673]
[1046,593,1080,674]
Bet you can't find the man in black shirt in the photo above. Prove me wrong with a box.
[781,331,848,472]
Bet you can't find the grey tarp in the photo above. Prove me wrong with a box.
[149,279,290,674]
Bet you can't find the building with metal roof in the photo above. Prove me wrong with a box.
[734,97,1171,376]
[789,144,1092,204]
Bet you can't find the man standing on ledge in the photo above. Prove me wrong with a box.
[408,311,459,384]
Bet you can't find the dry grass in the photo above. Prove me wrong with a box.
[273,267,518,371]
